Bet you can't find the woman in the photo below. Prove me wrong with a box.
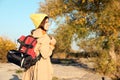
[22,13,56,80]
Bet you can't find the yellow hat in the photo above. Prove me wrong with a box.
[30,13,48,29]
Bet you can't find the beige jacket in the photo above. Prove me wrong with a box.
[22,29,54,80]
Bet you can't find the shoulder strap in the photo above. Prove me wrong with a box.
[36,53,42,61]
[32,53,42,65]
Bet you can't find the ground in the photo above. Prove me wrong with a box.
[0,61,112,80]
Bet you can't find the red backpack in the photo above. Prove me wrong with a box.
[17,35,37,59]
[7,35,41,70]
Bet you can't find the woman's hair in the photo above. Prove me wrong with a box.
[31,29,36,35]
[38,16,49,31]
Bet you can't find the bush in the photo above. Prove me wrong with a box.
[94,50,116,77]
[0,36,16,62]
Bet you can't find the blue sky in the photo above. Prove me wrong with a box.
[0,0,79,50]
[0,0,45,41]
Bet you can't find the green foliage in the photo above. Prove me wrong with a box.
[40,0,112,17]
[0,36,16,62]
[94,50,116,75]
[39,0,120,53]
[54,24,74,53]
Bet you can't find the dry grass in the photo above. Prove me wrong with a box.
[0,36,16,62]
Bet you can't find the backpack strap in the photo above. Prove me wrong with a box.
[36,53,42,61]
[32,53,42,65]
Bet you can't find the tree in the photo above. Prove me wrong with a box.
[39,0,119,59]
[38,0,120,78]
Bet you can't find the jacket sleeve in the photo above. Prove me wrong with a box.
[37,37,53,59]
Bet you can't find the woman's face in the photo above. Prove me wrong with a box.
[44,18,50,31]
